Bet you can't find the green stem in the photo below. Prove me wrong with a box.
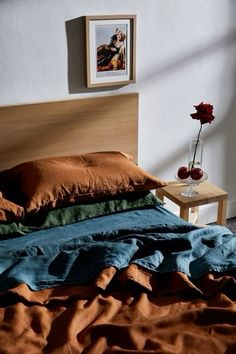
[191,123,202,169]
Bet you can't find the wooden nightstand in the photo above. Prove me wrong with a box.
[157,181,228,225]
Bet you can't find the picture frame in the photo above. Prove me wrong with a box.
[85,15,136,88]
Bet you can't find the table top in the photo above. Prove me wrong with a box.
[158,181,228,208]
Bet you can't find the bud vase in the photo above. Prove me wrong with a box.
[188,139,203,170]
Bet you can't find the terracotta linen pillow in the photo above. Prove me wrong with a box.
[0,196,24,222]
[3,151,167,214]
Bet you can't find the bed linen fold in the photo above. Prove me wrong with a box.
[0,268,236,354]
[0,206,235,292]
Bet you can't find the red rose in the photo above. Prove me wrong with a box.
[189,102,215,169]
[190,102,215,125]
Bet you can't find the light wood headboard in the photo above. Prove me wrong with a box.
[0,93,138,171]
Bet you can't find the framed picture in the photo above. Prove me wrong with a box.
[85,15,136,88]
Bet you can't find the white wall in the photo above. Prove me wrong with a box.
[1,0,236,223]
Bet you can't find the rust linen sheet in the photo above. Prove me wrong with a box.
[0,265,236,354]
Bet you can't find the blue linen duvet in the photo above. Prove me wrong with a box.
[0,205,235,291]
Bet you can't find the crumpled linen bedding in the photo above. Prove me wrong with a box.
[0,265,236,354]
[0,206,235,292]
[0,205,236,353]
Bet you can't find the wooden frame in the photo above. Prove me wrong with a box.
[0,93,138,171]
[85,15,136,88]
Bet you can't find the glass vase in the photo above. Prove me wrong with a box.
[188,139,203,170]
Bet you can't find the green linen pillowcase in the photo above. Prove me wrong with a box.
[21,191,163,231]
[0,191,162,237]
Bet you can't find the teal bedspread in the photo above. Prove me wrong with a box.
[0,205,235,291]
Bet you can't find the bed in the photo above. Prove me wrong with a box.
[0,93,236,354]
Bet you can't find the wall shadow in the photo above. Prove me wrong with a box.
[215,61,236,199]
[148,29,236,182]
[222,0,236,202]
[65,16,123,94]
[142,29,236,86]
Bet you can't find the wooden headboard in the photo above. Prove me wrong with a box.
[0,93,138,171]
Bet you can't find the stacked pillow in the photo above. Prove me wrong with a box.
[0,196,24,222]
[0,151,167,221]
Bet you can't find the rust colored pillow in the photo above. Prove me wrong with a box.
[0,196,24,222]
[3,151,167,214]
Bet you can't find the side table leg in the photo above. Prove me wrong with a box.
[217,199,227,225]
[180,208,189,221]
[190,207,199,224]
[156,190,164,202]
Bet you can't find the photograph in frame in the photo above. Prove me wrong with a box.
[85,15,136,88]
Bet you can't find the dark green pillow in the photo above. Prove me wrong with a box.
[0,192,162,237]
[24,191,162,229]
